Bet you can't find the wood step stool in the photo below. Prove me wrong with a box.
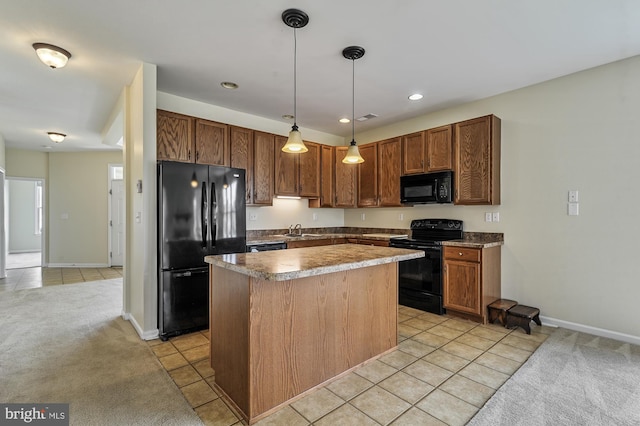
[506,304,541,334]
[487,299,518,326]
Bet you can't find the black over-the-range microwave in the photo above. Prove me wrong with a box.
[400,171,453,204]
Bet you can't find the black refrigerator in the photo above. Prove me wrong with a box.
[157,160,246,340]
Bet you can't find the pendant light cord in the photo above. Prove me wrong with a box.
[293,27,297,128]
[351,58,355,142]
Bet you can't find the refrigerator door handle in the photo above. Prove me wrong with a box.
[201,181,207,247]
[210,182,217,246]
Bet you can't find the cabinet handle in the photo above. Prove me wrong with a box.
[188,149,191,160]
[459,252,463,256]
[196,151,199,161]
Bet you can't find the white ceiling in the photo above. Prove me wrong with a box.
[1,0,639,152]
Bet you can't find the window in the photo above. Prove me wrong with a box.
[35,181,43,235]
[111,166,123,180]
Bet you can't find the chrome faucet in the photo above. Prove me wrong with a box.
[294,223,302,235]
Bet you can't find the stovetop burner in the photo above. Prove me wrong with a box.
[392,218,463,244]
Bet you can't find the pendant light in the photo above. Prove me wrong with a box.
[342,46,366,164]
[281,9,309,154]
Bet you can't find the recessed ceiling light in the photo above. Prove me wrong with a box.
[282,114,295,120]
[220,81,238,89]
[47,132,66,143]
[339,118,350,124]
[32,43,71,69]
[408,93,423,101]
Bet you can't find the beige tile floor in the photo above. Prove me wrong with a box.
[0,266,123,291]
[150,306,552,426]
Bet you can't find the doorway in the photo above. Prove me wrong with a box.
[6,177,44,269]
[109,164,124,267]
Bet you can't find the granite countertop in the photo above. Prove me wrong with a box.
[205,244,424,281]
[246,232,408,245]
[441,232,504,248]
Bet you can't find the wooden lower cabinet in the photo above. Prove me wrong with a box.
[443,245,501,323]
[347,238,389,247]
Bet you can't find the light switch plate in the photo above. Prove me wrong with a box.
[568,190,579,202]
[492,212,500,222]
[568,203,579,216]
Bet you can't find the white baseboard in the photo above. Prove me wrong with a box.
[48,263,110,268]
[540,315,640,346]
[122,311,159,341]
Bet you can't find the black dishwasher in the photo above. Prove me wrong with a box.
[246,241,287,252]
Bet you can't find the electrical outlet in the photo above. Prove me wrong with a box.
[492,212,500,222]
[361,213,366,221]
[398,213,404,221]
[485,212,492,222]
[249,213,258,221]
[312,213,318,221]
[568,190,579,203]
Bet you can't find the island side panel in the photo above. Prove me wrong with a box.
[210,265,250,415]
[248,262,398,419]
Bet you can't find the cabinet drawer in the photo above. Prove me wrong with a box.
[444,246,480,262]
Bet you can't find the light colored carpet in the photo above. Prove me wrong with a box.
[0,279,202,426]
[468,327,640,425]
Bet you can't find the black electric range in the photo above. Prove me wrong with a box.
[389,219,463,314]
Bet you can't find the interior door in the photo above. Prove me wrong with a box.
[110,179,124,266]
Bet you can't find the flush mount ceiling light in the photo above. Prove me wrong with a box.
[220,81,238,89]
[282,114,295,120]
[47,132,66,143]
[281,8,309,154]
[408,93,423,101]
[339,118,350,124]
[342,46,366,164]
[32,43,71,69]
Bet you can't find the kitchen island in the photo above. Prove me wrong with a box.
[204,244,423,424]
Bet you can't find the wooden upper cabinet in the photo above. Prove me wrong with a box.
[402,132,426,175]
[426,124,453,171]
[318,145,335,207]
[252,131,275,206]
[274,138,320,198]
[334,146,357,208]
[357,143,379,207]
[299,142,320,198]
[378,137,402,207]
[454,115,501,205]
[274,136,299,197]
[157,110,194,162]
[229,126,254,203]
[195,119,229,166]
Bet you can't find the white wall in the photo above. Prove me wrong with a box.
[345,55,640,342]
[124,63,157,339]
[48,151,122,266]
[7,179,40,252]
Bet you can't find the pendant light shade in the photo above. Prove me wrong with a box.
[281,9,309,154]
[342,46,365,164]
[33,43,71,69]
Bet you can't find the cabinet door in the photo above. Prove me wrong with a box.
[426,125,453,171]
[454,115,501,205]
[195,119,229,165]
[275,136,300,196]
[334,147,357,208]
[157,110,194,162]
[319,145,335,207]
[299,142,320,198]
[378,137,402,207]
[287,239,333,249]
[253,131,275,206]
[229,126,254,203]
[443,259,481,316]
[357,143,379,207]
[401,131,426,175]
